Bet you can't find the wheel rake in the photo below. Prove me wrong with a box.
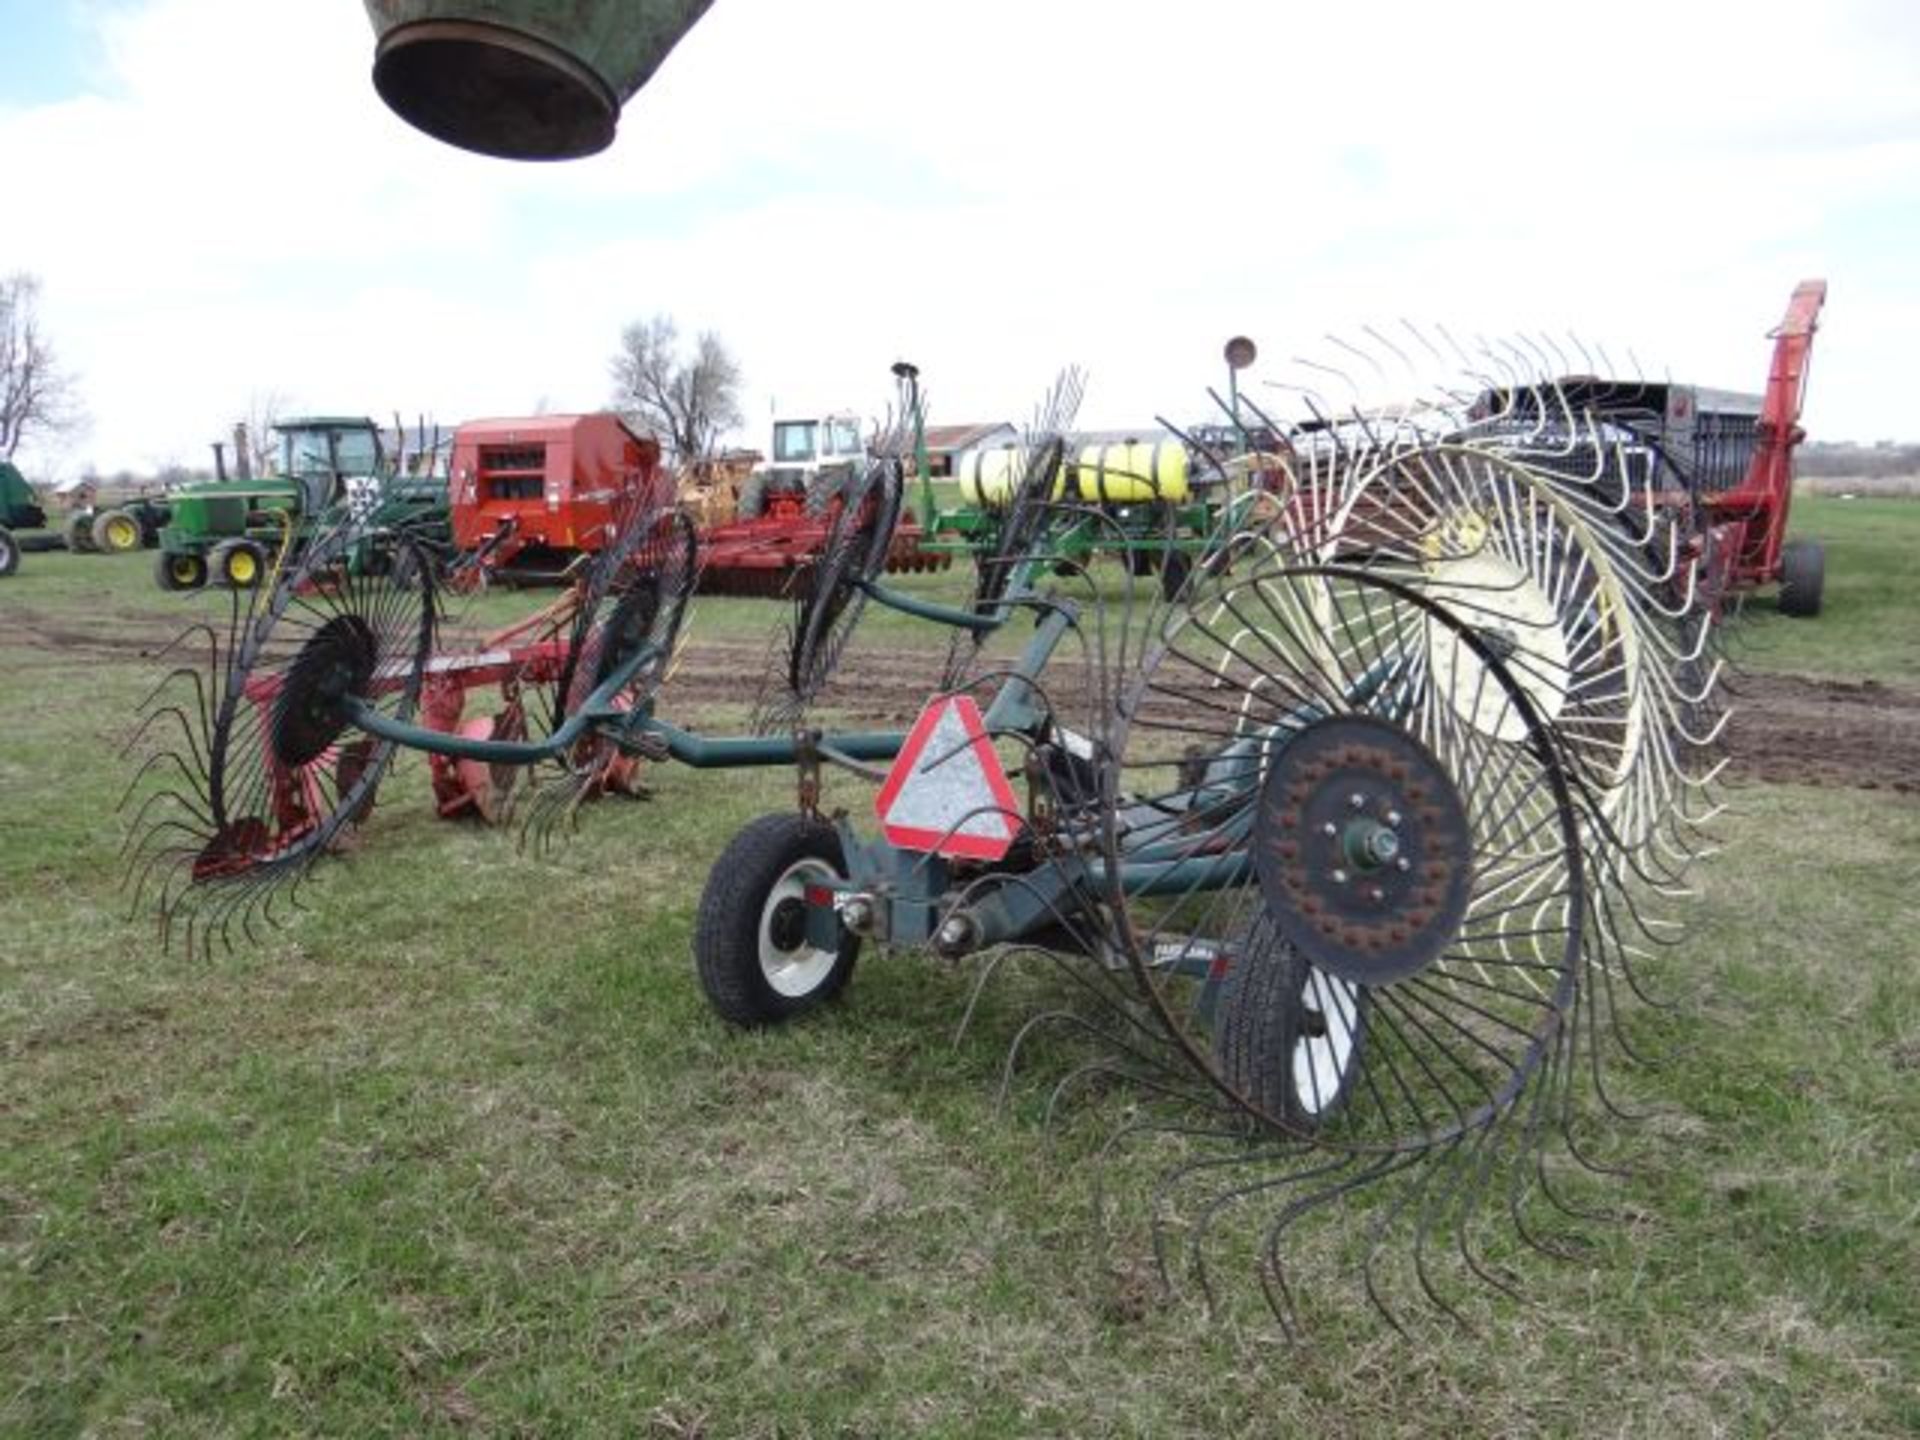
[118,349,1727,1334]
[121,498,698,948]
[514,502,699,849]
[1251,335,1735,982]
[120,515,440,956]
[1043,552,1605,1333]
[750,454,907,737]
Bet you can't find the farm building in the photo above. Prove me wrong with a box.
[921,421,1017,478]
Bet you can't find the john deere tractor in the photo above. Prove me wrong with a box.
[154,416,387,590]
[0,459,49,578]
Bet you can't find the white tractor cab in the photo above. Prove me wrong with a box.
[739,412,866,519]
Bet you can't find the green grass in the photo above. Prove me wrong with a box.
[1,534,1918,1436]
[1733,495,1920,681]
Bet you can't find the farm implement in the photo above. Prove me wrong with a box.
[151,415,430,592]
[127,322,1739,1327]
[445,407,944,599]
[693,395,948,598]
[915,350,1285,603]
[0,458,170,577]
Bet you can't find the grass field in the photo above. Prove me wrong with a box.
[2,500,1917,1437]
[1733,496,1920,682]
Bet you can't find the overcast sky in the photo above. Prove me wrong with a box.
[2,0,1916,476]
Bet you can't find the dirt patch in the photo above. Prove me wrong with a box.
[11,598,1914,794]
[668,645,1920,797]
[1723,673,1920,794]
[667,638,950,726]
[3,603,204,661]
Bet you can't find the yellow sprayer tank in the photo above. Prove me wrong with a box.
[956,439,1189,506]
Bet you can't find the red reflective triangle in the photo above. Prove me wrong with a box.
[875,695,1022,861]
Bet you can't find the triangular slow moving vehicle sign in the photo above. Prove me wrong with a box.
[875,695,1022,861]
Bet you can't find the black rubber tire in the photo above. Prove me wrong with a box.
[155,549,207,592]
[1124,545,1156,578]
[210,539,267,589]
[1160,547,1192,602]
[1778,538,1824,618]
[736,472,770,520]
[806,464,852,518]
[92,508,142,554]
[64,512,96,554]
[0,526,18,578]
[1213,914,1368,1130]
[695,812,861,1027]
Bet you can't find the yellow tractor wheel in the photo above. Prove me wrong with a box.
[156,550,208,592]
[93,510,142,553]
[211,539,266,589]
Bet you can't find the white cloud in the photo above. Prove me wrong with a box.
[2,0,1916,473]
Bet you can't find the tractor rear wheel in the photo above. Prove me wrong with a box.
[156,549,208,591]
[0,526,18,578]
[695,812,861,1026]
[736,471,769,520]
[65,512,97,553]
[1778,538,1824,617]
[807,464,851,517]
[92,509,143,554]
[211,539,267,589]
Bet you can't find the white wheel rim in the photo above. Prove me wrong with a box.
[758,857,842,999]
[1293,967,1361,1116]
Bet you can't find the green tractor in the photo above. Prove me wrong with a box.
[0,459,49,577]
[155,416,400,591]
[0,457,172,574]
[62,494,174,556]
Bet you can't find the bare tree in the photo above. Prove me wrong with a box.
[608,314,743,462]
[241,390,288,477]
[0,272,84,460]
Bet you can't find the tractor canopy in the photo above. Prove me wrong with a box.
[274,417,384,513]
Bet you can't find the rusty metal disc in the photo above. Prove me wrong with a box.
[1252,714,1472,987]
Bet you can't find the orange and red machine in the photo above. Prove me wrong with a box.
[449,412,669,581]
[1695,279,1827,608]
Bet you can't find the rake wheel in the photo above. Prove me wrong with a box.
[123,518,438,952]
[1270,441,1666,841]
[754,460,903,731]
[1099,556,1586,1146]
[549,504,699,729]
[516,504,699,840]
[970,435,1064,617]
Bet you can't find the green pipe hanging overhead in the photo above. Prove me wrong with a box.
[362,0,716,160]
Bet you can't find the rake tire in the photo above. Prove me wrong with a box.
[1778,538,1824,618]
[1213,914,1368,1131]
[695,812,860,1027]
